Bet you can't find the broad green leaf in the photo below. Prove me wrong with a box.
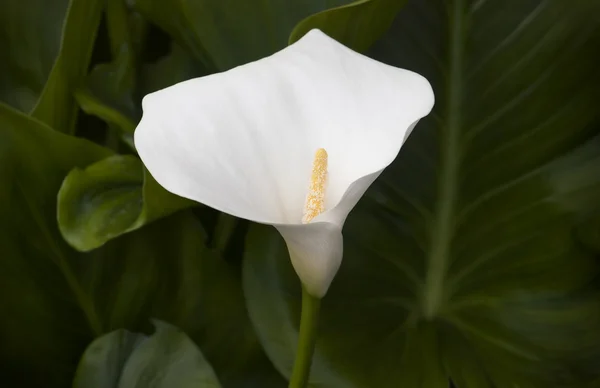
[243,1,600,387]
[57,154,193,251]
[30,0,104,133]
[0,102,282,387]
[78,212,285,388]
[289,0,407,52]
[131,0,401,71]
[0,0,69,112]
[1,164,281,388]
[0,102,110,387]
[72,329,145,388]
[73,320,222,388]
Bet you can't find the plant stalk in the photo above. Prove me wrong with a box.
[288,287,321,388]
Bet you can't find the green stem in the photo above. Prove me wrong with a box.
[288,287,321,388]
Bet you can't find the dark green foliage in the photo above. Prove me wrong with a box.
[1,0,599,387]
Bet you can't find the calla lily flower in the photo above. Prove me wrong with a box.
[134,29,434,297]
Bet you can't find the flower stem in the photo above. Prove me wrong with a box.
[288,287,321,388]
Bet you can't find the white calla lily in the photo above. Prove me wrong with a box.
[134,29,434,297]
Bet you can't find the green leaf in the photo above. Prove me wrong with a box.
[73,320,222,388]
[289,0,407,52]
[72,328,145,388]
[140,43,207,96]
[31,0,105,133]
[0,102,111,386]
[76,0,206,146]
[575,213,600,253]
[75,0,144,137]
[80,212,285,388]
[76,53,140,136]
[57,154,194,251]
[131,0,401,71]
[0,101,282,387]
[63,10,207,252]
[243,1,600,387]
[0,0,69,113]
[1,160,281,387]
[77,42,206,139]
[167,228,287,388]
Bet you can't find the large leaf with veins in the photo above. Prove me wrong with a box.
[243,1,600,387]
[131,0,402,71]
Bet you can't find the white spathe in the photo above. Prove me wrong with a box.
[134,29,434,297]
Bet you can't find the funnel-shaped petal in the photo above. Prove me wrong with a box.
[135,29,434,296]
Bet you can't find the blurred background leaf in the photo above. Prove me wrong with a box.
[31,0,104,133]
[3,0,600,387]
[289,0,407,52]
[73,320,222,388]
[75,0,207,137]
[131,0,404,71]
[576,213,600,254]
[243,0,600,387]
[0,103,283,387]
[75,0,147,142]
[0,0,70,113]
[140,42,205,95]
[0,0,104,133]
[76,211,286,388]
[0,103,110,387]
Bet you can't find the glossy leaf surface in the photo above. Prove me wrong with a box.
[74,320,222,388]
[57,155,192,251]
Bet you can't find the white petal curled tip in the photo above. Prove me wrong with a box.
[275,222,343,297]
[134,28,434,227]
